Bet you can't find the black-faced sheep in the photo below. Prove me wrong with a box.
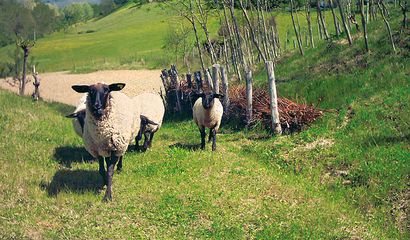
[134,93,165,151]
[66,94,87,137]
[71,82,140,201]
[192,92,224,151]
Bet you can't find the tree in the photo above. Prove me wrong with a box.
[16,38,35,96]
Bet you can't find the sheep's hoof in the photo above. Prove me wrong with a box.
[102,194,112,202]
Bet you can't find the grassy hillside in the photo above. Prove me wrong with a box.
[0,23,409,239]
[0,3,409,239]
[0,2,334,73]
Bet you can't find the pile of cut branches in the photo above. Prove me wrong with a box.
[228,86,323,132]
[169,79,323,133]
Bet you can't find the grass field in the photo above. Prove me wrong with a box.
[0,2,409,239]
[0,2,336,73]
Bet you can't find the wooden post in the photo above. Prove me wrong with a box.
[212,64,220,94]
[186,72,192,89]
[194,71,203,92]
[220,66,229,112]
[32,65,40,101]
[160,69,169,92]
[170,65,181,112]
[245,66,252,126]
[265,61,282,135]
[205,68,213,91]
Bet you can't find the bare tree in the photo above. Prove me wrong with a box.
[336,0,353,45]
[16,38,35,96]
[360,0,369,52]
[399,0,408,29]
[329,0,341,36]
[377,0,396,52]
[317,0,330,40]
[305,0,315,47]
[167,1,207,74]
[290,0,304,55]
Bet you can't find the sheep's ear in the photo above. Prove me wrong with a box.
[72,85,89,93]
[66,112,78,118]
[213,93,224,99]
[109,83,126,91]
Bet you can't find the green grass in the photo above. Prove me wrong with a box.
[0,89,407,239]
[0,4,409,239]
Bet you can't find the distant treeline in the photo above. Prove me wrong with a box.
[0,0,161,48]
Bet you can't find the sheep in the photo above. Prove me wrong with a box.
[133,93,165,151]
[71,82,141,201]
[66,94,87,137]
[192,92,224,151]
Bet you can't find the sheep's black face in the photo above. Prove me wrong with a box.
[199,93,224,110]
[72,83,126,119]
[201,93,215,109]
[88,84,111,118]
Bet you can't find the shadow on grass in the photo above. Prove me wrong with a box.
[370,134,410,145]
[41,169,103,197]
[54,146,94,168]
[169,143,201,151]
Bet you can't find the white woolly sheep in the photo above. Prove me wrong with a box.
[134,93,165,151]
[71,82,141,201]
[66,94,87,137]
[192,92,224,151]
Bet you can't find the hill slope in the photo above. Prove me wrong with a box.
[0,4,409,239]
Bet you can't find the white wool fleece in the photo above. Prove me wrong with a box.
[71,93,87,137]
[193,97,223,131]
[82,91,140,158]
[134,92,165,133]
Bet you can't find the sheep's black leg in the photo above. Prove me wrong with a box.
[98,157,107,186]
[142,132,150,151]
[211,129,217,151]
[103,154,119,202]
[208,128,213,143]
[148,132,155,148]
[200,127,206,150]
[135,131,141,150]
[117,156,123,172]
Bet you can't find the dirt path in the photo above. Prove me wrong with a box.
[0,70,163,106]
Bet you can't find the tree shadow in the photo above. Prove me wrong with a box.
[53,146,94,168]
[369,134,410,146]
[169,143,201,151]
[40,169,103,197]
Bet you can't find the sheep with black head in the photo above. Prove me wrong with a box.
[192,92,224,151]
[71,82,140,201]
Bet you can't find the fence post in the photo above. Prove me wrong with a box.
[186,72,192,89]
[212,64,220,94]
[205,68,213,91]
[194,71,203,92]
[220,66,229,112]
[32,65,40,101]
[170,65,181,112]
[245,66,253,126]
[265,61,282,134]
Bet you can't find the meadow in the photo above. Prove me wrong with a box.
[0,1,409,239]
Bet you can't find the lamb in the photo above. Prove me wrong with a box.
[71,82,141,201]
[134,93,165,151]
[66,94,87,137]
[192,92,224,151]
